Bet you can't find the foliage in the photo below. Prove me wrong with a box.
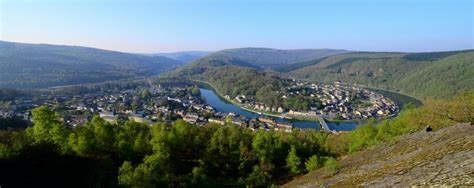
[273,57,328,72]
[286,145,302,174]
[323,157,340,175]
[0,106,335,187]
[0,91,471,187]
[0,41,184,88]
[305,155,321,172]
[287,50,474,99]
[170,54,323,110]
[344,91,474,154]
[26,106,67,147]
[402,50,472,61]
[215,48,348,68]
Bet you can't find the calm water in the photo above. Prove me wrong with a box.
[199,88,358,131]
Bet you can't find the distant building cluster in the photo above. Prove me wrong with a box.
[230,80,399,120]
[0,82,294,132]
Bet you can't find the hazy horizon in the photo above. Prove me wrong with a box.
[2,39,473,55]
[1,0,473,53]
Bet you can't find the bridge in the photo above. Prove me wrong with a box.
[317,115,335,133]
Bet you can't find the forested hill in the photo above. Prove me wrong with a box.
[152,51,212,63]
[170,53,262,77]
[285,50,474,99]
[167,47,349,105]
[168,53,292,106]
[0,41,184,89]
[212,48,348,68]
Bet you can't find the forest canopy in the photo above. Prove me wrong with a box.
[0,91,472,187]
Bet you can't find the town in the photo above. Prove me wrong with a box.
[0,81,294,132]
[0,80,398,133]
[231,80,399,121]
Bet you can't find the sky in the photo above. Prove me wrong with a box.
[0,0,473,53]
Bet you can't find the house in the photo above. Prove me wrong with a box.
[129,113,152,124]
[208,118,225,125]
[183,113,199,124]
[258,117,276,125]
[99,111,117,124]
[231,117,245,127]
[275,122,293,133]
[277,107,285,113]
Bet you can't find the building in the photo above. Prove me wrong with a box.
[183,113,199,124]
[208,118,225,125]
[275,122,293,133]
[99,111,117,124]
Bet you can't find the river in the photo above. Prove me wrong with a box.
[199,88,358,131]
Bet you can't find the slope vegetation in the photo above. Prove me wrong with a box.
[0,41,184,89]
[284,91,474,187]
[168,53,289,106]
[286,50,474,99]
[284,123,473,187]
[213,48,348,68]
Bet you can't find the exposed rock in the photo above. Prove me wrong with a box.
[283,123,474,187]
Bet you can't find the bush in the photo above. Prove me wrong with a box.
[305,155,321,172]
[324,157,340,175]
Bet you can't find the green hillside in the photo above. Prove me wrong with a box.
[168,53,289,106]
[213,48,348,68]
[284,92,474,187]
[286,50,474,99]
[169,53,262,76]
[0,90,471,187]
[0,41,184,89]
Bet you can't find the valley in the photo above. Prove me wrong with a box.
[0,41,472,187]
[1,1,472,187]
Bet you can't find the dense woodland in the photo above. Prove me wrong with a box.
[213,48,348,68]
[0,91,471,187]
[0,41,183,88]
[169,54,330,111]
[171,49,474,112]
[1,41,473,186]
[2,40,472,102]
[286,50,474,99]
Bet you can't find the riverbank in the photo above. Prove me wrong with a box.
[335,82,423,107]
[193,80,359,123]
[193,80,296,120]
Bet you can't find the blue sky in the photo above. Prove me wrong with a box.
[1,0,472,53]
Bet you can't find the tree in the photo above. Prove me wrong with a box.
[191,86,200,96]
[246,165,271,187]
[324,157,340,175]
[305,155,321,172]
[116,121,151,159]
[286,145,302,174]
[91,116,115,152]
[68,126,96,155]
[27,106,67,148]
[118,161,135,186]
[347,120,378,153]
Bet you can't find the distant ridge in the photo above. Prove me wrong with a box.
[210,48,349,68]
[0,40,184,89]
[285,50,474,99]
[151,51,212,63]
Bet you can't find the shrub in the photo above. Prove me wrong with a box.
[305,155,321,172]
[324,157,340,175]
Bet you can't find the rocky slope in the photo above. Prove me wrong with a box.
[283,123,474,187]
